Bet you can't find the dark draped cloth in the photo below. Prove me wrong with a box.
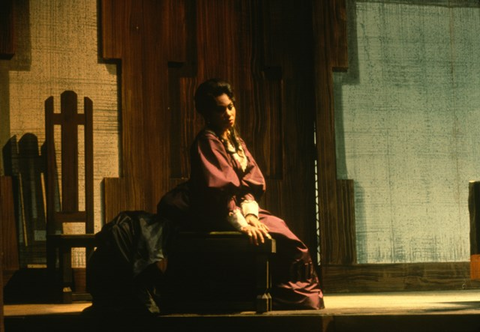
[86,211,173,315]
[158,129,325,310]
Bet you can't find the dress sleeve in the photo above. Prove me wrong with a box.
[241,199,259,218]
[195,134,242,215]
[197,135,240,189]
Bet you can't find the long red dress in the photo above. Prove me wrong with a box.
[160,129,325,310]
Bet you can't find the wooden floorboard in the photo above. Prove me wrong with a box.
[5,290,480,332]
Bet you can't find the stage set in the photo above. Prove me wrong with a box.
[3,0,480,331]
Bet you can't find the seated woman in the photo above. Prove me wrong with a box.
[159,79,324,310]
[87,79,324,316]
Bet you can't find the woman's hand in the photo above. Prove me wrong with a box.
[245,214,270,233]
[241,215,271,245]
[241,225,269,245]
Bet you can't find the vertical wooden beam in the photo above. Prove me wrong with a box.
[0,176,19,332]
[60,91,80,213]
[0,244,2,332]
[45,97,56,236]
[313,0,353,266]
[337,179,356,264]
[0,176,19,284]
[329,0,348,71]
[100,0,125,59]
[0,0,14,59]
[84,97,94,234]
[0,220,3,332]
[101,0,150,221]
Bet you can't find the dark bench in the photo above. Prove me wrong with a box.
[164,231,276,313]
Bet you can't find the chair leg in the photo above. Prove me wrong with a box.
[59,245,73,304]
[46,240,56,280]
[47,240,65,303]
[255,253,272,313]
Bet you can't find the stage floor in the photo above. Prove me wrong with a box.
[5,290,480,331]
[5,289,480,316]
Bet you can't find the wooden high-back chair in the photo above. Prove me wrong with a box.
[45,90,96,303]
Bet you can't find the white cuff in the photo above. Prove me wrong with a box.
[241,199,259,218]
[227,208,249,231]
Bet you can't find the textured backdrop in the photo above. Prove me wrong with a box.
[335,0,480,263]
[0,0,119,266]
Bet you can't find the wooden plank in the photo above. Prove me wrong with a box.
[100,0,125,59]
[45,97,57,235]
[102,178,126,223]
[322,262,480,293]
[0,218,2,332]
[329,0,348,71]
[0,0,14,59]
[469,181,480,280]
[471,254,480,280]
[0,176,19,286]
[101,0,151,219]
[53,212,87,223]
[0,175,17,330]
[313,0,342,265]
[47,234,96,248]
[103,177,145,223]
[336,179,356,264]
[60,91,79,213]
[84,97,94,234]
[469,181,480,255]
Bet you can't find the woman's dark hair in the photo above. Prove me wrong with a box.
[194,79,244,156]
[194,79,235,115]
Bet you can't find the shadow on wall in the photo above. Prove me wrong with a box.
[0,0,32,175]
[3,134,47,268]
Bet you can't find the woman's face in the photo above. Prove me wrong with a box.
[206,93,236,135]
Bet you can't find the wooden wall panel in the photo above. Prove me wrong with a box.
[0,0,14,59]
[100,0,318,253]
[329,0,348,71]
[0,177,14,332]
[0,240,2,332]
[100,0,125,59]
[102,0,154,216]
[0,176,19,284]
[1,4,15,327]
[0,176,18,332]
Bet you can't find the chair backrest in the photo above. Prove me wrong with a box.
[45,91,94,235]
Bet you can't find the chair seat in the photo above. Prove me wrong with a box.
[47,234,97,247]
